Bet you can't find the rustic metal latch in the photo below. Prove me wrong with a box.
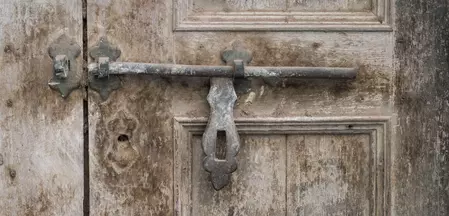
[48,34,81,98]
[87,37,357,190]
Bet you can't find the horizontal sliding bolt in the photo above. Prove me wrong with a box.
[88,62,357,79]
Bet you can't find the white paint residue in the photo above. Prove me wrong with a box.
[245,92,256,105]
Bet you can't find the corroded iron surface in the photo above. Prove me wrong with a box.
[202,78,239,190]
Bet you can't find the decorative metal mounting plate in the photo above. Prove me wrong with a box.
[48,34,81,98]
[202,42,252,190]
[89,37,122,100]
[221,41,253,66]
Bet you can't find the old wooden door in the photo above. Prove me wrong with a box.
[0,0,446,216]
[85,0,448,216]
[0,0,84,215]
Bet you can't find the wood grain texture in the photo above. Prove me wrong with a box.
[394,0,449,215]
[192,135,287,216]
[193,0,286,12]
[287,134,372,216]
[174,0,391,31]
[287,0,372,11]
[174,118,389,216]
[173,32,394,118]
[0,1,83,215]
[169,26,392,216]
[89,0,396,215]
[87,0,175,215]
[192,0,372,12]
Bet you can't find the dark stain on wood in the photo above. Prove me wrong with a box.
[5,99,13,108]
[394,0,449,215]
[1,3,81,123]
[23,186,52,216]
[311,42,322,50]
[0,2,83,215]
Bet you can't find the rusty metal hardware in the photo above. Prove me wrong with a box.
[87,39,356,101]
[87,38,358,190]
[90,61,356,79]
[201,44,251,190]
[88,37,122,100]
[48,34,81,98]
[202,77,239,190]
[53,55,69,79]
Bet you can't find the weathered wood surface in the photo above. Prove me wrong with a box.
[174,32,393,118]
[0,0,445,215]
[189,133,377,216]
[287,0,372,11]
[174,0,390,31]
[84,0,449,215]
[89,0,392,215]
[193,0,372,12]
[394,0,449,215]
[287,134,372,216]
[192,0,285,11]
[174,118,387,216]
[192,135,287,215]
[0,0,84,215]
[87,0,174,215]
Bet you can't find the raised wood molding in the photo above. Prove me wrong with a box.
[173,0,392,31]
[173,116,391,216]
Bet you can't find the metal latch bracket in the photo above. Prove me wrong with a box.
[48,34,81,98]
[202,44,252,190]
[88,37,122,100]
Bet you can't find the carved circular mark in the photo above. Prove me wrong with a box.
[347,125,354,129]
[117,134,129,142]
[5,99,13,108]
[0,154,3,166]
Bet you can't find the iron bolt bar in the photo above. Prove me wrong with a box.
[88,58,357,80]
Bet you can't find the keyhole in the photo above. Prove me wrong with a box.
[216,130,227,160]
[117,134,129,142]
